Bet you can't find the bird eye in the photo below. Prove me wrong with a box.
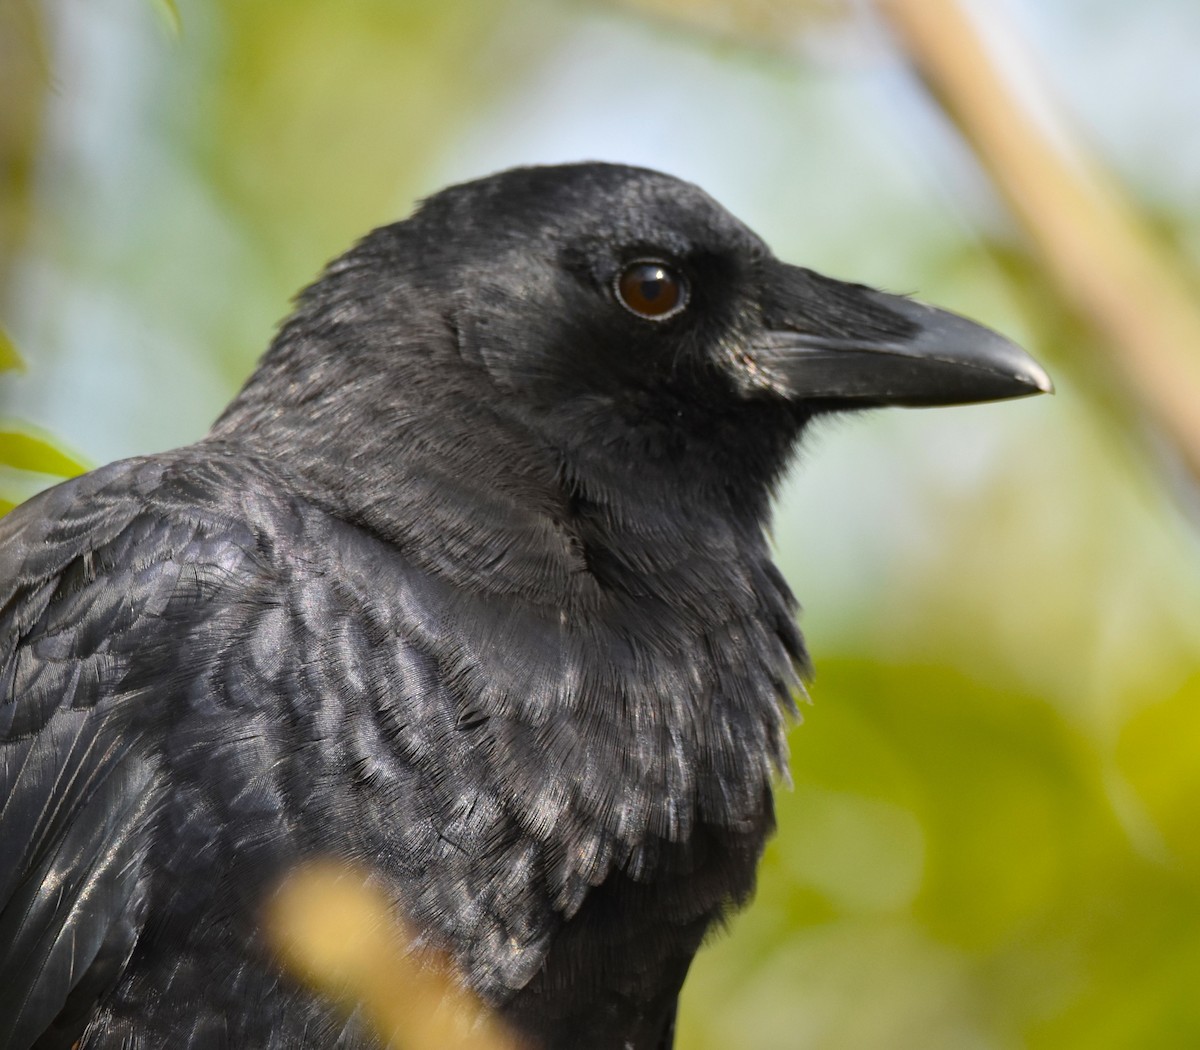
[614,261,688,321]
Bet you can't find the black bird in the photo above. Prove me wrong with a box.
[0,163,1050,1050]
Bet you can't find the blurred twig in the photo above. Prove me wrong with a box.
[266,862,520,1050]
[877,0,1200,483]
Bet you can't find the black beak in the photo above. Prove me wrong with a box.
[750,263,1052,407]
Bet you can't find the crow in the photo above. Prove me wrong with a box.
[0,163,1050,1050]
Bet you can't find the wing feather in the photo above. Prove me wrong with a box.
[0,458,263,1050]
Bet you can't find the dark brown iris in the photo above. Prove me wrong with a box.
[615,261,687,320]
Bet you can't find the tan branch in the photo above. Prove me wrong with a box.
[878,0,1200,479]
[267,862,520,1050]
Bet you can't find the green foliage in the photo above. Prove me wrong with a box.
[0,427,89,478]
[0,330,87,515]
[0,328,24,373]
[679,660,1200,1050]
[0,422,89,516]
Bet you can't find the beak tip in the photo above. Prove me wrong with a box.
[1017,360,1055,397]
[869,292,1054,405]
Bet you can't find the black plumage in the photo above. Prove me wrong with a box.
[0,163,1049,1049]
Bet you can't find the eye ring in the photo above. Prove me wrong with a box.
[613,260,689,321]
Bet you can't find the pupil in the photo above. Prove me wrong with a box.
[640,275,665,302]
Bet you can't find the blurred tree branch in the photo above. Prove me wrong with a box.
[877,0,1200,485]
[268,862,520,1050]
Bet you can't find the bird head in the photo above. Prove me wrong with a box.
[218,162,1050,534]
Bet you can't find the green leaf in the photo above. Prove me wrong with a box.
[0,428,89,477]
[0,328,25,373]
[0,498,15,517]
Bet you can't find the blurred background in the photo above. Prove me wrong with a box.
[3,0,1200,1046]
